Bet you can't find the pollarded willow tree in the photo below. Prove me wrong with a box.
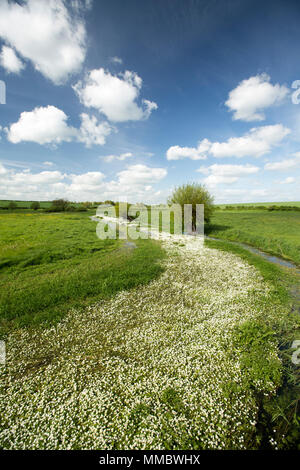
[168,183,214,230]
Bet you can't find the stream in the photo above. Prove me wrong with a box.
[205,236,300,273]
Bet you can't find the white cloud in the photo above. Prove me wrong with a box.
[167,125,290,160]
[43,161,54,166]
[11,170,65,185]
[0,0,87,84]
[264,154,300,171]
[7,106,76,145]
[209,125,290,158]
[166,139,210,160]
[73,68,158,122]
[0,45,24,74]
[0,163,167,204]
[78,113,113,147]
[197,163,259,186]
[110,56,123,64]
[69,171,105,192]
[70,172,105,186]
[0,163,7,174]
[116,164,167,186]
[71,0,93,12]
[6,106,112,147]
[278,176,296,184]
[225,73,289,121]
[102,152,133,162]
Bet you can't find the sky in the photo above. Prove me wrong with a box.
[0,0,300,204]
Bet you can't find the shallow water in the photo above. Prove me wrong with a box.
[206,236,300,274]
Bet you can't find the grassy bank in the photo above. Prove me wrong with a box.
[0,212,165,334]
[207,210,300,265]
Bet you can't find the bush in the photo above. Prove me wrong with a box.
[48,199,69,212]
[65,205,76,212]
[168,183,214,228]
[30,201,40,211]
[76,205,88,212]
[8,202,17,210]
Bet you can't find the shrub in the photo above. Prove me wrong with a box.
[8,202,17,210]
[168,183,214,227]
[30,202,40,211]
[65,205,76,212]
[48,199,69,212]
[76,205,88,212]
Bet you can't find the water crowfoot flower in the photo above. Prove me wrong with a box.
[0,238,287,449]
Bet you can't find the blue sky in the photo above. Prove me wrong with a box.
[0,0,300,203]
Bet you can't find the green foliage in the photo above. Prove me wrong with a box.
[30,201,40,211]
[8,201,17,210]
[168,182,214,226]
[233,321,282,390]
[47,198,69,212]
[0,212,165,333]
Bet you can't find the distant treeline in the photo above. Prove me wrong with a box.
[0,199,112,212]
[215,205,300,212]
[0,200,151,218]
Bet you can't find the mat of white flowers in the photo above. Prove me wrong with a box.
[0,236,286,449]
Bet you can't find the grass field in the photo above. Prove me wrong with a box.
[207,210,300,265]
[0,212,164,333]
[217,201,300,208]
[0,206,299,449]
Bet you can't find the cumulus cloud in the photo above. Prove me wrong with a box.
[69,171,105,192]
[6,106,112,147]
[166,139,210,161]
[7,106,76,145]
[264,155,300,171]
[78,113,113,147]
[0,45,25,74]
[116,164,167,186]
[11,170,65,185]
[225,74,289,121]
[0,0,87,84]
[102,152,133,162]
[73,68,158,122]
[167,125,290,160]
[197,163,259,186]
[0,163,167,204]
[209,124,290,158]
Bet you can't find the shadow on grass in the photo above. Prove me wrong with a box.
[205,223,230,235]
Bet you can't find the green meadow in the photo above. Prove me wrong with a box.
[207,209,300,265]
[0,211,164,333]
[216,201,300,208]
[0,202,299,449]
